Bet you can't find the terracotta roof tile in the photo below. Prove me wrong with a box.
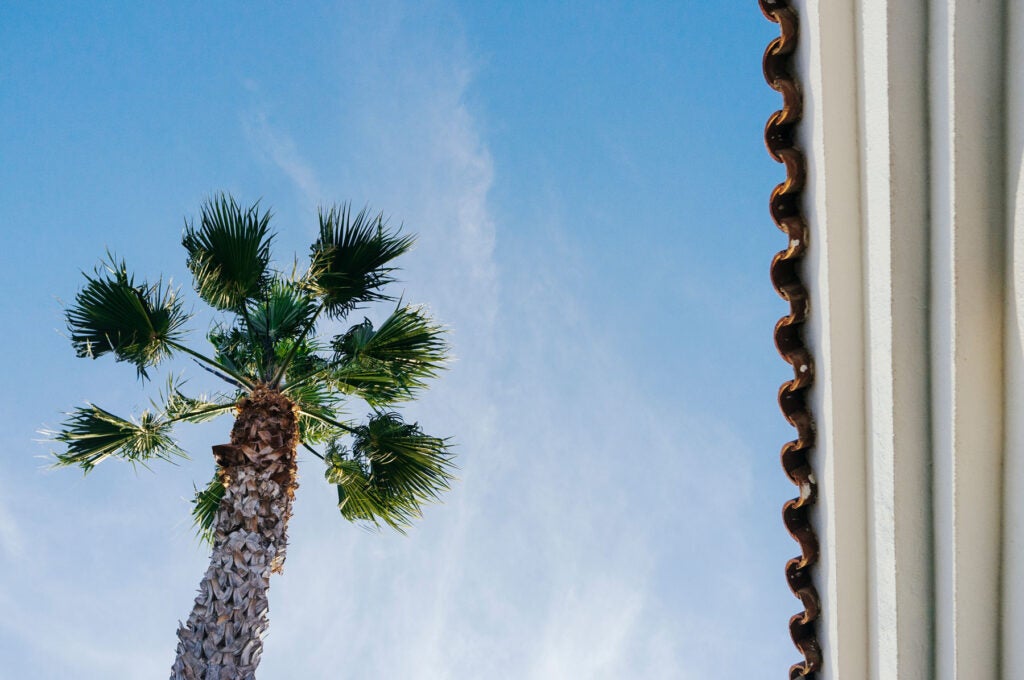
[760,2,822,677]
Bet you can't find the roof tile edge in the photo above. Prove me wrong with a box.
[760,2,822,677]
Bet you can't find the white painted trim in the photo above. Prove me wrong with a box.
[857,1,933,678]
[1003,0,1024,675]
[928,2,1006,678]
[793,0,1012,677]
[791,2,869,678]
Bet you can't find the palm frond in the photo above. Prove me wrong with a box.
[299,413,340,445]
[183,194,273,311]
[160,377,238,424]
[278,343,346,443]
[66,256,190,378]
[246,277,318,343]
[328,360,410,406]
[281,340,331,387]
[208,322,263,379]
[331,305,448,402]
[191,475,225,545]
[325,453,379,523]
[50,405,184,472]
[308,204,414,318]
[288,378,347,445]
[357,412,454,502]
[324,447,419,531]
[324,412,454,531]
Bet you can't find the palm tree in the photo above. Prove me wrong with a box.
[51,195,454,679]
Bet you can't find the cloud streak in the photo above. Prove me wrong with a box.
[239,7,764,678]
[244,109,325,206]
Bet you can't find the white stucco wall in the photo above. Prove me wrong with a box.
[1003,1,1024,674]
[857,2,932,678]
[792,1,1016,678]
[929,3,1006,679]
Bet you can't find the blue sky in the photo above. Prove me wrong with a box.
[0,3,796,678]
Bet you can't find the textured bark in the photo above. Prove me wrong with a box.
[171,386,298,680]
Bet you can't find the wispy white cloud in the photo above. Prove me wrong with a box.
[527,577,696,680]
[229,5,778,677]
[237,9,763,674]
[243,110,324,206]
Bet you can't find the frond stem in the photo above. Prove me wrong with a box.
[168,341,257,390]
[301,442,325,461]
[270,304,324,388]
[238,303,257,339]
[281,362,334,394]
[191,359,244,389]
[297,407,358,435]
[166,401,237,425]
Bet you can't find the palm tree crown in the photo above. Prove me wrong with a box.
[54,193,454,534]
[54,195,455,678]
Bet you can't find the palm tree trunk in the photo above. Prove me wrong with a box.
[171,387,298,680]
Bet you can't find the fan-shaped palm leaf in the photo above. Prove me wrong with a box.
[308,205,414,317]
[325,454,376,522]
[183,194,273,311]
[162,379,238,424]
[326,361,408,406]
[357,412,454,501]
[323,412,453,530]
[66,256,189,378]
[356,305,447,370]
[324,450,420,530]
[331,306,448,403]
[51,405,184,472]
[287,378,347,445]
[208,322,264,380]
[246,278,318,342]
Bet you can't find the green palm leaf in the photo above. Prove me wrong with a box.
[208,322,262,379]
[325,450,420,530]
[308,204,414,318]
[324,412,453,531]
[358,412,454,500]
[162,379,237,424]
[358,305,447,371]
[246,278,318,342]
[50,405,184,472]
[66,256,189,378]
[299,413,340,445]
[183,194,273,311]
[328,361,408,406]
[288,381,347,445]
[331,305,448,403]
